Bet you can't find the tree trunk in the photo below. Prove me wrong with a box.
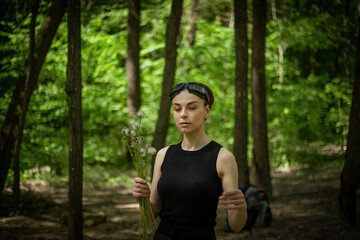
[187,0,199,47]
[12,0,40,209]
[271,0,287,84]
[126,0,141,115]
[233,0,249,186]
[333,0,350,79]
[151,0,183,166]
[183,0,198,75]
[66,0,83,238]
[271,0,277,19]
[300,49,311,78]
[0,0,67,201]
[251,0,273,199]
[343,0,351,78]
[339,0,360,225]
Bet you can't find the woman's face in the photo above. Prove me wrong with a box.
[172,90,210,134]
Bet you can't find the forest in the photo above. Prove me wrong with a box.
[0,0,360,239]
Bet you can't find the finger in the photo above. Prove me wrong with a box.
[221,190,243,197]
[133,186,150,194]
[133,193,149,202]
[133,183,150,190]
[219,193,244,201]
[134,177,147,184]
[220,199,241,204]
[133,191,149,197]
[220,200,247,210]
[132,188,148,196]
[220,197,247,206]
[133,180,150,189]
[133,192,148,198]
[134,182,150,189]
[132,188,150,198]
[220,198,245,205]
[223,195,244,200]
[223,204,246,210]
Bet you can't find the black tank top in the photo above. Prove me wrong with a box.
[157,140,223,229]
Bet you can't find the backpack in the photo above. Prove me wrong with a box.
[239,183,272,232]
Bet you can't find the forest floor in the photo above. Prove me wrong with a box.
[1,166,360,240]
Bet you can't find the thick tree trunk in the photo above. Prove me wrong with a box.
[126,0,141,115]
[339,1,360,225]
[0,0,67,201]
[66,0,83,239]
[151,0,183,165]
[233,0,249,186]
[251,0,273,199]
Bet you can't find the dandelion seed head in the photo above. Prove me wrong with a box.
[137,111,144,119]
[140,148,146,157]
[148,147,157,155]
[132,122,140,130]
[135,137,142,144]
[122,128,130,136]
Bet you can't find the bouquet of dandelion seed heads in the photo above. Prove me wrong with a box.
[122,111,157,240]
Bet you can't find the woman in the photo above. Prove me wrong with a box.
[132,82,247,240]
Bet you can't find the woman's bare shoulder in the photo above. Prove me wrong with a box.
[217,147,237,176]
[218,147,236,163]
[154,146,170,167]
[157,146,170,158]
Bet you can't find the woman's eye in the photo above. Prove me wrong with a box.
[174,108,181,112]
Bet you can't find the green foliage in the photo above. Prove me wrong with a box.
[0,0,355,183]
[0,20,28,98]
[284,13,340,51]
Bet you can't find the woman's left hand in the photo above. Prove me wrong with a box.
[219,189,247,211]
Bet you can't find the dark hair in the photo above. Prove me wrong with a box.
[169,82,215,109]
[197,83,214,109]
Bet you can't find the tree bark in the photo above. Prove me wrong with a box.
[271,0,287,84]
[233,0,249,186]
[343,0,351,78]
[251,0,273,199]
[0,0,67,201]
[339,0,360,225]
[66,0,83,239]
[12,0,40,209]
[151,0,183,166]
[126,0,141,115]
[333,0,350,79]
[187,0,199,47]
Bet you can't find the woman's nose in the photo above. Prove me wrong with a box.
[180,109,188,118]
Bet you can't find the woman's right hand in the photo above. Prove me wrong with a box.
[132,177,151,203]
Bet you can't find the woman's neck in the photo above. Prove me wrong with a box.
[181,131,211,151]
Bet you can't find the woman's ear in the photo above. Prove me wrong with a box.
[204,105,210,120]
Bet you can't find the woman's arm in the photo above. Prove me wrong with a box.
[132,146,168,219]
[217,148,247,232]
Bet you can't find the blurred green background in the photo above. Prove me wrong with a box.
[0,0,355,185]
